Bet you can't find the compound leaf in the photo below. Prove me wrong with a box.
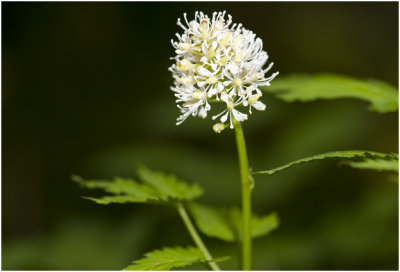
[188,203,279,242]
[137,165,203,201]
[73,166,203,205]
[253,150,398,175]
[123,246,228,271]
[73,176,161,204]
[123,246,206,270]
[188,202,236,242]
[262,73,398,113]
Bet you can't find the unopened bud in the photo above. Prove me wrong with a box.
[213,123,226,133]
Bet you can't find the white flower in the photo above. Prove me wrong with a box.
[170,11,278,128]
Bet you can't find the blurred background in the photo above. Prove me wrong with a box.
[2,2,398,270]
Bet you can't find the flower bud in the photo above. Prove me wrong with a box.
[213,123,226,133]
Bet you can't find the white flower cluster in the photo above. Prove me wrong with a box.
[169,11,278,129]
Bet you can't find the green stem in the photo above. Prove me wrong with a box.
[233,121,252,270]
[176,202,221,271]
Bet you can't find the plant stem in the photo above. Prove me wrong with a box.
[233,121,252,270]
[176,202,221,271]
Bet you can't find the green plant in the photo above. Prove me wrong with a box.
[74,11,398,271]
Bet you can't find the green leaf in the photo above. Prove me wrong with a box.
[262,73,398,113]
[187,202,236,242]
[73,176,161,204]
[188,203,279,242]
[251,212,280,238]
[123,246,228,270]
[228,208,280,239]
[253,150,398,175]
[73,166,203,205]
[137,166,203,201]
[123,246,206,270]
[342,157,399,172]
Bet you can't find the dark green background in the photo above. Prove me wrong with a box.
[3,2,398,270]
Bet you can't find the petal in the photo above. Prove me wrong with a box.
[232,109,248,122]
[253,101,266,111]
[220,111,230,123]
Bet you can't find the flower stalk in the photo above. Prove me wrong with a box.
[233,121,252,270]
[176,202,221,271]
[171,11,278,270]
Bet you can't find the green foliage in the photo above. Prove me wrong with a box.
[123,246,206,270]
[250,211,280,239]
[188,202,279,242]
[343,158,398,172]
[137,166,203,201]
[262,73,398,113]
[73,166,203,205]
[123,246,227,271]
[187,202,236,242]
[253,150,398,175]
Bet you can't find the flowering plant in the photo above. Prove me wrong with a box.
[75,11,398,271]
[170,11,278,129]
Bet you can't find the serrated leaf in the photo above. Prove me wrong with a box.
[123,246,228,271]
[73,176,160,204]
[188,202,236,242]
[188,203,279,242]
[137,166,203,201]
[251,212,280,238]
[262,73,398,113]
[253,150,398,175]
[82,195,156,205]
[73,166,203,205]
[228,208,279,239]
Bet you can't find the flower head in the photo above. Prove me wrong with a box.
[169,11,278,129]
